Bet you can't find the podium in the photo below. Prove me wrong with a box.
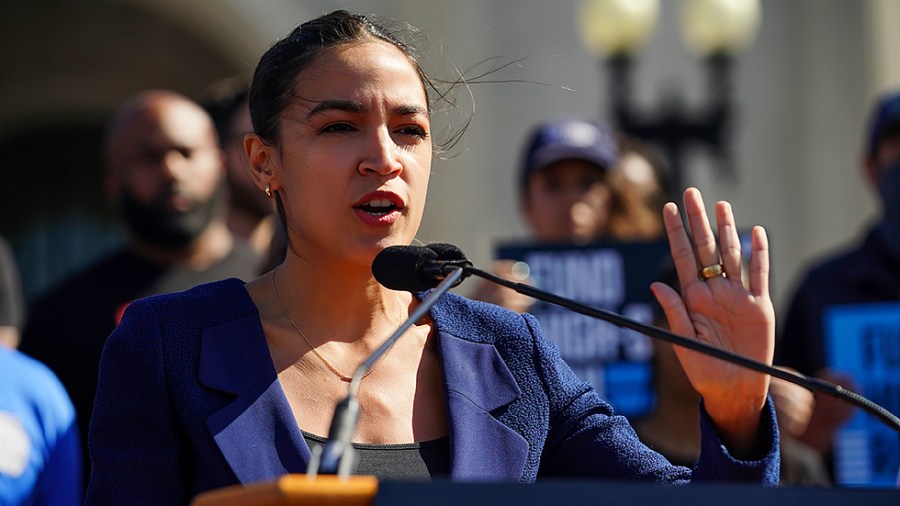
[192,475,900,505]
[191,475,378,506]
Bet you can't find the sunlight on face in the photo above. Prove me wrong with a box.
[270,41,433,267]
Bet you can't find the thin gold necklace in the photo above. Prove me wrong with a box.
[270,269,395,383]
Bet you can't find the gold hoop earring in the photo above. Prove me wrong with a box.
[264,184,273,198]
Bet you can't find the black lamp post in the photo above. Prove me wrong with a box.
[577,0,761,194]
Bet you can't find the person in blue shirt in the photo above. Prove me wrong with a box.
[0,234,82,505]
[0,346,84,506]
[0,348,82,506]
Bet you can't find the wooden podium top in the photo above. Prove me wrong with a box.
[191,475,379,506]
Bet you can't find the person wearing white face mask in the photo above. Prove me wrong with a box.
[778,91,900,481]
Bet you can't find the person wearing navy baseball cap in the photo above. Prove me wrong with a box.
[473,119,669,311]
[518,119,620,243]
[778,89,900,483]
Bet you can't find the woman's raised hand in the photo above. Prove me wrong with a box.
[650,187,775,454]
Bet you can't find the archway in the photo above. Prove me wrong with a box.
[0,1,253,301]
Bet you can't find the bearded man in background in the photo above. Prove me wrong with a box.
[20,90,262,477]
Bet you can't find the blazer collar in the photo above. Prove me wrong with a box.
[198,289,528,482]
[431,294,529,481]
[200,311,310,483]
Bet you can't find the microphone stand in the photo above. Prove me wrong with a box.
[309,267,465,478]
[445,263,900,434]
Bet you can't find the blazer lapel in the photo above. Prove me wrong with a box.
[200,313,310,483]
[199,292,529,483]
[438,330,529,480]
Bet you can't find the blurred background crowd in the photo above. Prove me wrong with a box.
[2,0,900,502]
[2,0,898,307]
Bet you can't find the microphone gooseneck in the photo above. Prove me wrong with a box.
[391,243,900,434]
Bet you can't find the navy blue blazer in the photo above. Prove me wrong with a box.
[86,279,779,504]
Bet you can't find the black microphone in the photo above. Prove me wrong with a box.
[310,250,465,478]
[377,243,900,434]
[372,243,472,292]
[371,245,437,291]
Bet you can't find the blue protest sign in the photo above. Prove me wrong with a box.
[825,302,900,487]
[496,239,670,418]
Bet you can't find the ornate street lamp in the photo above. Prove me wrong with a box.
[577,0,761,193]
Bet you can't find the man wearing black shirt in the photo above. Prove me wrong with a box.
[20,90,262,475]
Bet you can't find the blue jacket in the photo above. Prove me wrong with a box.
[86,278,779,504]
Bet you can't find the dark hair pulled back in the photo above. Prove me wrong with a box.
[248,10,429,145]
[248,10,501,252]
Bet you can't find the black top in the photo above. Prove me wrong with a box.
[302,432,451,480]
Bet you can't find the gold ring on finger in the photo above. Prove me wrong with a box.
[699,263,725,280]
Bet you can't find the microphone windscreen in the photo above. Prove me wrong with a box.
[372,245,439,292]
[426,243,468,262]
